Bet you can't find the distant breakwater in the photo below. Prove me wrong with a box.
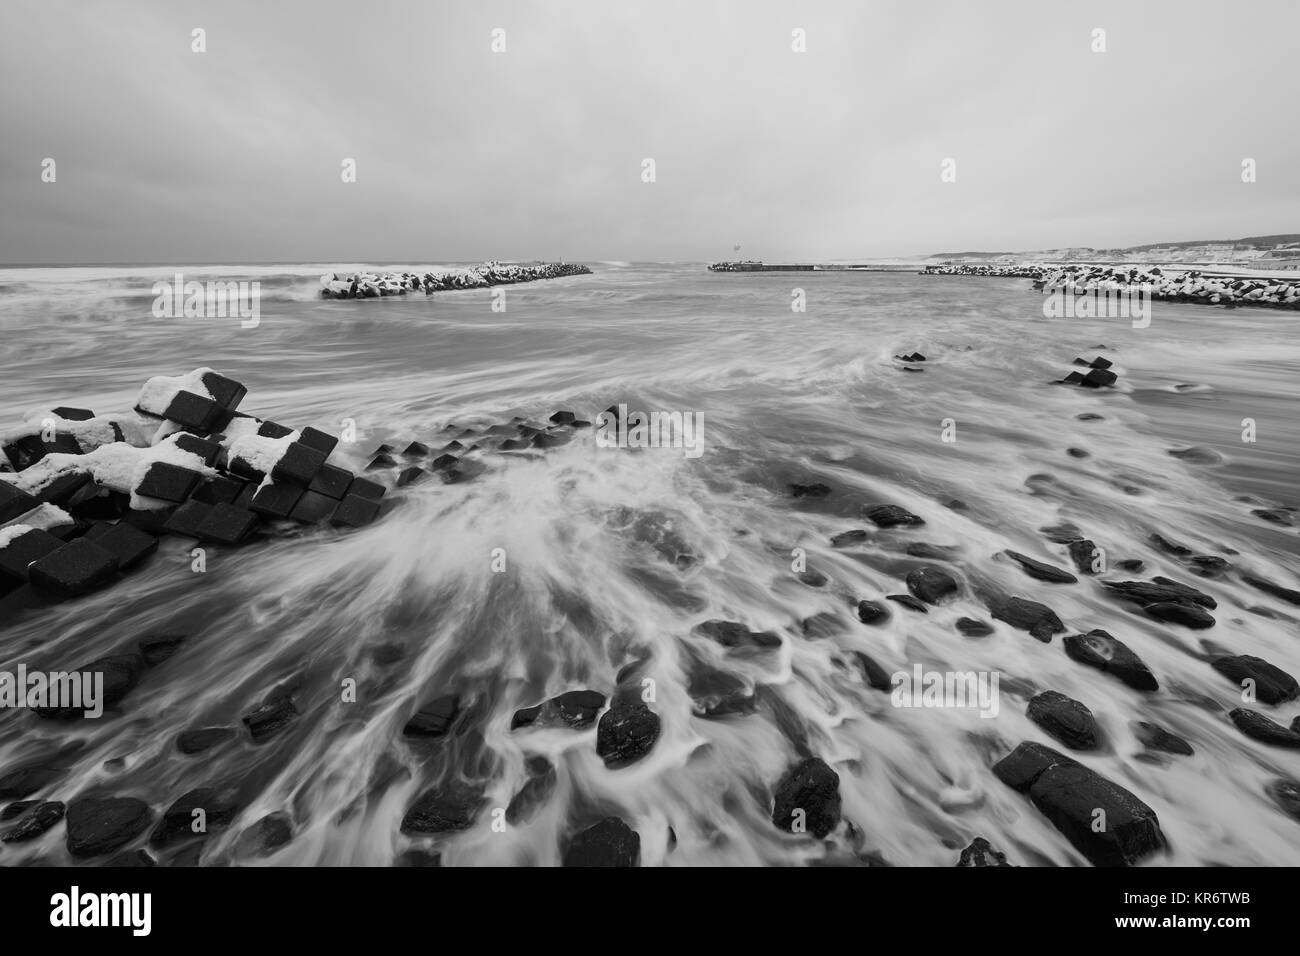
[320,262,592,299]
[923,263,1300,309]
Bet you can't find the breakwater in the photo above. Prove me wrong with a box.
[320,261,592,299]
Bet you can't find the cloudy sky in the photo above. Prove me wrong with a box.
[2,0,1297,264]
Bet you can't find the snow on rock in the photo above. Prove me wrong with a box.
[0,524,34,550]
[11,440,215,510]
[135,368,217,417]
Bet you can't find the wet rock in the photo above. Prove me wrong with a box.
[27,537,120,598]
[135,462,202,503]
[1063,629,1158,691]
[772,757,841,838]
[1039,522,1083,544]
[235,812,293,857]
[1253,508,1293,526]
[139,634,184,666]
[563,817,640,867]
[906,565,958,604]
[1115,559,1144,572]
[687,659,755,717]
[856,600,890,625]
[401,441,430,458]
[151,784,242,847]
[886,593,928,613]
[1242,575,1300,606]
[800,611,845,639]
[403,695,461,737]
[957,837,1012,867]
[988,596,1064,642]
[1133,721,1193,756]
[693,619,781,650]
[1066,539,1100,575]
[511,690,605,730]
[991,742,1164,866]
[955,617,994,637]
[0,800,37,820]
[0,763,63,800]
[1211,656,1299,705]
[1144,601,1216,629]
[34,653,147,718]
[1149,533,1192,556]
[1167,446,1222,465]
[865,504,925,528]
[177,728,235,755]
[400,781,485,833]
[330,493,380,528]
[1266,779,1300,823]
[1105,576,1217,609]
[853,652,893,691]
[242,690,299,743]
[1080,368,1117,388]
[65,796,153,858]
[1027,691,1100,750]
[1228,709,1300,748]
[1066,448,1089,459]
[1,800,65,843]
[505,760,557,825]
[1003,550,1077,584]
[1076,413,1104,421]
[596,702,660,768]
[83,522,156,570]
[830,529,869,548]
[798,569,828,587]
[790,483,832,499]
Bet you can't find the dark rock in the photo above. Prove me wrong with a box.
[1115,559,1144,572]
[401,441,430,458]
[396,466,427,487]
[1211,655,1299,705]
[830,529,869,547]
[988,596,1064,641]
[1102,578,1217,609]
[790,482,832,499]
[0,764,62,800]
[853,652,892,691]
[402,695,461,738]
[27,538,119,597]
[955,617,994,637]
[686,662,755,717]
[800,611,843,638]
[505,762,557,825]
[34,653,146,718]
[1253,508,1294,526]
[865,504,925,528]
[693,620,781,649]
[1066,447,1089,459]
[162,500,212,537]
[177,728,235,754]
[511,690,604,730]
[296,427,337,456]
[1039,522,1083,544]
[1,800,65,843]
[991,742,1164,866]
[886,593,928,613]
[65,796,153,858]
[1242,575,1300,606]
[1066,539,1101,575]
[0,800,37,821]
[957,837,1011,867]
[1076,413,1104,421]
[563,817,640,867]
[1003,550,1077,584]
[236,812,293,857]
[1080,368,1117,388]
[0,481,40,523]
[1063,630,1158,691]
[1027,691,1100,750]
[308,464,353,499]
[135,462,202,503]
[346,477,385,500]
[151,785,241,847]
[138,634,184,666]
[1266,779,1300,823]
[198,503,259,543]
[596,702,661,768]
[771,757,841,838]
[797,569,828,587]
[1228,709,1300,748]
[242,693,298,744]
[164,391,222,430]
[85,521,157,569]
[1149,533,1193,556]
[0,528,64,583]
[366,453,397,470]
[1133,722,1193,756]
[1144,601,1215,629]
[906,565,958,604]
[271,442,326,486]
[249,481,304,520]
[855,600,890,625]
[330,493,380,528]
[401,781,485,833]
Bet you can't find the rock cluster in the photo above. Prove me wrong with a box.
[319,261,592,299]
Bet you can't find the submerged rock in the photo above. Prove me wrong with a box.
[235,812,293,857]
[771,757,841,838]
[1066,539,1101,575]
[992,742,1164,866]
[905,565,959,604]
[1,800,65,843]
[1003,550,1077,584]
[562,817,640,867]
[1211,655,1299,705]
[505,759,558,825]
[151,784,241,847]
[1144,601,1216,629]
[856,600,890,625]
[1133,721,1193,756]
[831,529,870,548]
[1242,575,1300,606]
[1027,691,1100,750]
[1266,779,1300,823]
[511,690,605,730]
[693,619,781,650]
[853,652,893,692]
[865,504,925,528]
[402,695,461,737]
[1063,629,1158,691]
[988,596,1064,642]
[886,593,928,613]
[66,796,153,858]
[955,617,994,637]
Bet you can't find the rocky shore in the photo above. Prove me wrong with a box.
[319,261,592,299]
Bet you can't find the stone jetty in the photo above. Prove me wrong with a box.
[319,261,591,299]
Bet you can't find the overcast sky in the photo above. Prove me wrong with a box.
[2,0,1297,264]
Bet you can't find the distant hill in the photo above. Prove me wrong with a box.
[928,234,1300,263]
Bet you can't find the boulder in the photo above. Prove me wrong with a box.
[853,652,893,691]
[693,620,781,650]
[988,596,1064,641]
[771,757,841,838]
[596,702,660,768]
[1063,630,1158,691]
[400,781,485,833]
[865,504,925,528]
[65,796,153,858]
[1,800,65,843]
[511,690,605,730]
[955,617,994,637]
[1003,550,1077,584]
[1026,691,1100,750]
[906,565,959,604]
[563,817,640,867]
[1211,655,1299,705]
[1133,721,1193,756]
[1228,709,1300,748]
[856,600,890,625]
